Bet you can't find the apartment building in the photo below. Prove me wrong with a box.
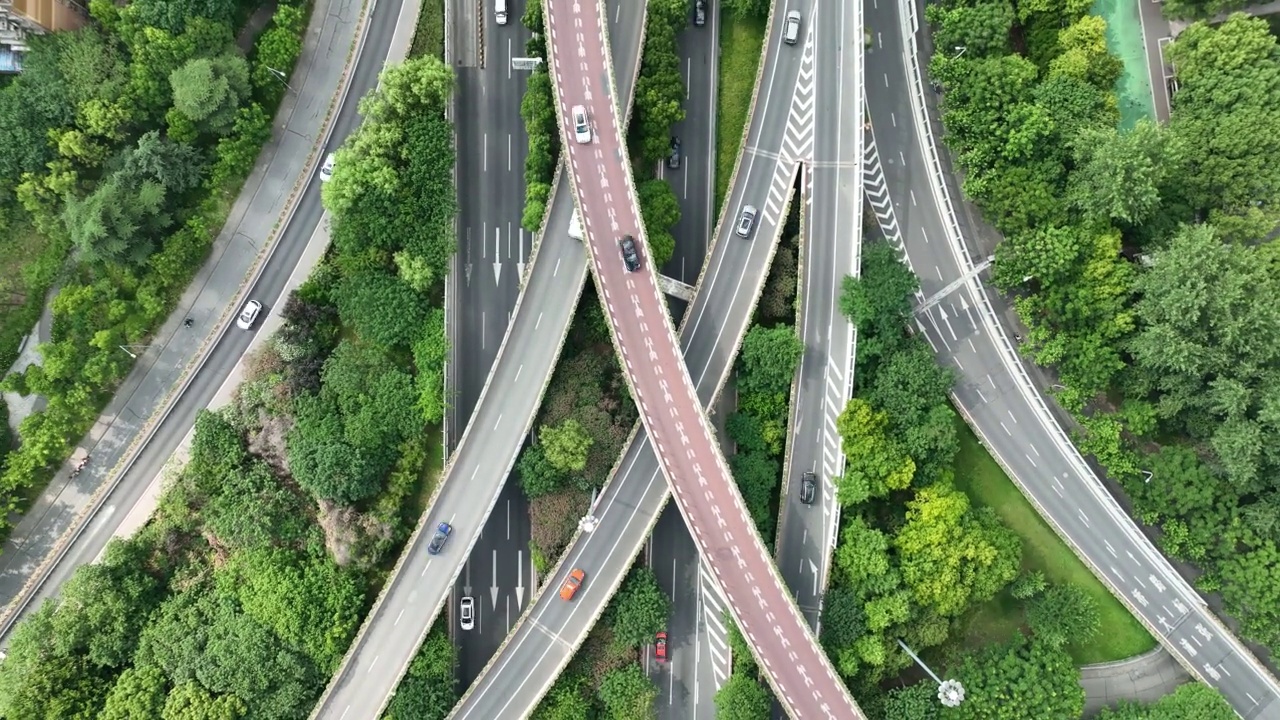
[1,0,87,72]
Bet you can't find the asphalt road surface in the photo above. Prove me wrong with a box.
[453,0,865,715]
[865,0,1280,716]
[309,0,646,715]
[646,4,729,718]
[0,0,406,642]
[448,0,537,687]
[774,0,863,644]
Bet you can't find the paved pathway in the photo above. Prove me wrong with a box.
[1081,647,1190,716]
[0,0,363,621]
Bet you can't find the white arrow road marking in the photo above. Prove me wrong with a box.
[516,550,526,609]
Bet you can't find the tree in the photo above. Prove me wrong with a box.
[714,673,771,719]
[638,178,681,267]
[517,444,568,498]
[945,634,1084,720]
[0,605,110,720]
[835,398,915,505]
[218,548,365,674]
[1164,16,1280,221]
[533,677,593,720]
[1126,224,1280,489]
[895,485,1021,618]
[1010,570,1047,600]
[818,584,867,671]
[62,171,172,266]
[161,682,247,720]
[1026,584,1101,648]
[883,682,941,720]
[362,55,455,125]
[286,393,382,504]
[1068,120,1167,227]
[169,54,251,135]
[843,243,919,380]
[925,0,1014,59]
[1049,16,1123,91]
[865,341,957,484]
[382,627,458,720]
[1095,682,1236,719]
[540,418,594,474]
[610,567,670,649]
[333,269,429,349]
[729,450,780,535]
[411,309,449,423]
[100,666,169,720]
[125,0,237,34]
[51,537,163,668]
[597,663,658,719]
[137,588,317,719]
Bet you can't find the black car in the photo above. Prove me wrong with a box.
[667,136,682,170]
[619,234,641,272]
[799,472,816,504]
[694,0,706,26]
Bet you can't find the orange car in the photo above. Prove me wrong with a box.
[560,568,586,600]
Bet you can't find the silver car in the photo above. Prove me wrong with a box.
[571,105,592,144]
[783,10,801,45]
[736,205,758,238]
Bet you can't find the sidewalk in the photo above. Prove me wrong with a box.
[0,0,365,617]
[1081,647,1190,717]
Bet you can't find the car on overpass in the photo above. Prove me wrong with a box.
[427,522,452,555]
[560,568,586,600]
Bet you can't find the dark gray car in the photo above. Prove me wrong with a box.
[800,472,816,504]
[619,234,641,272]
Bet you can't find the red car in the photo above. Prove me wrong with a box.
[655,631,668,662]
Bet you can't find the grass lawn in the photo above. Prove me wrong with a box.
[950,417,1156,665]
[714,12,767,214]
[409,0,445,60]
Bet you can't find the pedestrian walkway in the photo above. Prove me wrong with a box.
[0,0,368,632]
[1081,647,1191,716]
[1094,0,1156,128]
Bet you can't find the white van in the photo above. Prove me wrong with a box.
[495,0,508,25]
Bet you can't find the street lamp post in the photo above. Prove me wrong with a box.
[578,487,600,533]
[118,344,149,359]
[953,45,966,58]
[897,639,966,708]
[266,66,296,93]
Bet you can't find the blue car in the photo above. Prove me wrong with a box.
[427,522,452,555]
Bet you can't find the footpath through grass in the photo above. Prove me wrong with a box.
[951,418,1155,665]
[714,12,767,213]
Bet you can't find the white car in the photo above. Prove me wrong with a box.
[319,152,336,182]
[571,105,592,144]
[236,300,262,330]
[460,596,475,631]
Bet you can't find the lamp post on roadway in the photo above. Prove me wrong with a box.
[897,639,966,708]
[578,487,600,533]
[118,344,150,360]
[266,66,295,93]
[953,45,966,58]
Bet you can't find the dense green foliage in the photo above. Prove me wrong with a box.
[942,634,1084,719]
[518,1,558,232]
[0,0,309,528]
[517,287,637,568]
[1095,682,1237,719]
[380,623,458,720]
[0,56,458,719]
[714,615,773,719]
[929,0,1280,655]
[821,243,1021,695]
[634,0,689,165]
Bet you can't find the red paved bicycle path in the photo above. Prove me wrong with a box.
[543,0,864,716]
